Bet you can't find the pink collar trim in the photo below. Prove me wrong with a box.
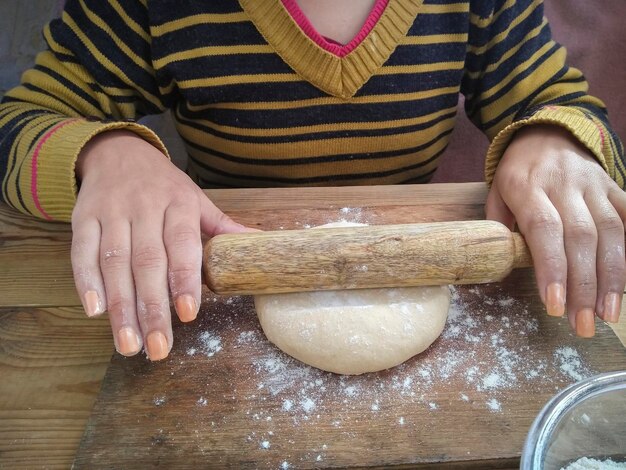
[280,0,389,58]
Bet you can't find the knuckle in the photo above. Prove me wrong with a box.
[169,263,200,285]
[525,210,560,233]
[574,278,596,293]
[132,245,166,270]
[100,246,130,269]
[567,219,597,243]
[599,253,626,283]
[596,213,623,234]
[603,263,626,283]
[539,252,565,270]
[106,296,131,315]
[166,225,200,247]
[138,298,169,322]
[497,169,529,194]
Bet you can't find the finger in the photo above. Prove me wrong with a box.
[99,221,143,357]
[71,217,106,317]
[485,180,516,231]
[608,186,626,222]
[164,201,202,323]
[131,213,172,361]
[198,190,255,236]
[587,192,625,323]
[555,193,598,337]
[504,189,567,318]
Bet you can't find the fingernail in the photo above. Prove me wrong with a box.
[603,292,621,323]
[175,295,198,323]
[116,327,141,356]
[575,308,595,338]
[84,290,102,317]
[545,283,565,317]
[147,331,169,361]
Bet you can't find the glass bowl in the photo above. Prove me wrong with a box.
[521,370,626,470]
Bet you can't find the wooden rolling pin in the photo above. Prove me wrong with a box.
[203,220,533,295]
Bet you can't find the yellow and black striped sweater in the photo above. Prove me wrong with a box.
[0,0,624,221]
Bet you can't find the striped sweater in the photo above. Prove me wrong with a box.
[0,0,624,221]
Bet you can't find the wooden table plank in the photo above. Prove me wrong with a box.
[70,192,626,469]
[0,307,112,469]
[73,275,626,469]
[1,183,624,469]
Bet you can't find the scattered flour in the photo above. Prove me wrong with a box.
[554,346,591,381]
[486,398,502,412]
[192,331,222,357]
[153,396,166,406]
[561,458,626,470]
[165,283,599,466]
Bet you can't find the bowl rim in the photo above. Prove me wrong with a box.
[520,369,626,470]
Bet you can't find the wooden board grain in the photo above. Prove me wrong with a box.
[0,307,112,469]
[73,196,626,469]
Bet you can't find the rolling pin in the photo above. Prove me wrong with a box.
[203,220,533,295]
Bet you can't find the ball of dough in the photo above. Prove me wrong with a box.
[254,285,451,375]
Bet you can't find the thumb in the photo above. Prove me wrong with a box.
[198,191,258,236]
[485,180,516,231]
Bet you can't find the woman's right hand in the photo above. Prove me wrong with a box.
[71,130,251,360]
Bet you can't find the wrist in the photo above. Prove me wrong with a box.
[76,129,163,181]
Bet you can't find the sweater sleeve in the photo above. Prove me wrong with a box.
[461,0,625,188]
[0,0,172,222]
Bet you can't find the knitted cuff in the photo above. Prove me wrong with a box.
[31,118,169,222]
[484,106,608,185]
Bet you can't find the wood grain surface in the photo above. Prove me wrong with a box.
[0,307,112,469]
[205,221,533,295]
[72,190,626,469]
[2,183,625,469]
[73,273,626,469]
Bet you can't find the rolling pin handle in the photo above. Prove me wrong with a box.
[511,231,533,269]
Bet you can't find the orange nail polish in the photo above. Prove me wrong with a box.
[575,309,595,338]
[147,331,169,361]
[84,290,102,317]
[175,295,198,323]
[545,283,565,317]
[603,293,621,323]
[117,327,141,356]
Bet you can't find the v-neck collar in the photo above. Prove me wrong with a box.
[280,0,389,58]
[239,0,424,99]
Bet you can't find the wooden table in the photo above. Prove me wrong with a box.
[1,183,625,469]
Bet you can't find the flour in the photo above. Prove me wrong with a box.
[554,346,591,381]
[486,398,502,412]
[164,282,599,467]
[195,331,222,357]
[153,396,166,406]
[236,286,595,428]
[562,458,626,470]
[337,207,363,223]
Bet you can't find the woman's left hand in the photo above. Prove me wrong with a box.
[486,124,626,337]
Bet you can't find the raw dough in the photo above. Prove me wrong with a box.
[254,222,451,375]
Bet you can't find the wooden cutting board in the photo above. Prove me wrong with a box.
[73,184,626,469]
